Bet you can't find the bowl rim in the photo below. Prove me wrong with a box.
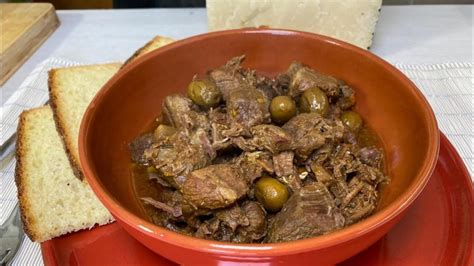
[79,28,440,256]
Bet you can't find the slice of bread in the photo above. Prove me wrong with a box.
[123,36,175,67]
[48,63,121,180]
[49,36,174,180]
[15,106,114,242]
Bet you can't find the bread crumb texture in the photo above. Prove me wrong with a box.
[16,106,113,242]
[49,64,121,172]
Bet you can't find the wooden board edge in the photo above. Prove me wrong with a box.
[0,6,60,85]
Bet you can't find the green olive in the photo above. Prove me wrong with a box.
[187,78,222,108]
[270,96,297,124]
[255,176,289,212]
[341,111,363,132]
[299,87,329,116]
[147,166,157,173]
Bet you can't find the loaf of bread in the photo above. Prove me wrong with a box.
[49,36,174,180]
[207,0,382,49]
[15,106,114,242]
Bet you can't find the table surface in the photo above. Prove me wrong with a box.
[1,5,473,103]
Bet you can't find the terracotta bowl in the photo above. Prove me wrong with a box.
[79,29,439,265]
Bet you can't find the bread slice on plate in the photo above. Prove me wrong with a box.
[123,35,175,67]
[49,36,174,180]
[48,63,121,180]
[15,106,114,242]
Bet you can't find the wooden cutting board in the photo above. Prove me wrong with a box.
[0,3,60,85]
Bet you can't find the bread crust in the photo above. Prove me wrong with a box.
[48,36,174,181]
[15,108,44,242]
[48,69,85,180]
[122,36,174,68]
[14,107,115,242]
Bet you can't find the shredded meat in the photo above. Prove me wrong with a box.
[130,56,389,244]
[232,125,292,154]
[283,113,344,160]
[266,182,345,242]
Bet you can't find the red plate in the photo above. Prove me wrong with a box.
[41,133,473,266]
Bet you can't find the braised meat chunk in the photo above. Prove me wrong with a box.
[232,125,292,154]
[129,133,154,165]
[234,151,274,184]
[143,129,212,188]
[129,56,389,244]
[209,55,248,100]
[181,164,248,209]
[283,113,344,160]
[163,94,209,131]
[226,87,270,135]
[266,182,345,242]
[288,63,344,98]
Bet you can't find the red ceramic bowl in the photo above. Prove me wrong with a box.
[79,29,439,265]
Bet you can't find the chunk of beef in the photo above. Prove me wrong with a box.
[328,144,360,180]
[341,177,378,225]
[209,107,232,150]
[215,205,250,232]
[336,85,356,110]
[343,129,358,145]
[232,125,292,154]
[235,201,267,242]
[273,151,295,178]
[309,162,333,186]
[181,164,249,209]
[272,151,302,191]
[144,130,211,188]
[309,143,385,207]
[357,146,383,168]
[308,143,334,165]
[271,62,304,95]
[288,66,344,98]
[356,163,386,185]
[256,77,282,101]
[208,55,248,99]
[209,56,271,135]
[195,202,267,243]
[265,182,345,242]
[318,144,361,205]
[309,161,348,206]
[226,87,270,135]
[129,133,154,165]
[194,217,230,241]
[241,68,283,100]
[194,204,250,242]
[234,151,274,184]
[283,113,344,160]
[278,62,303,91]
[163,94,209,131]
[142,189,211,227]
[190,127,216,160]
[142,197,183,218]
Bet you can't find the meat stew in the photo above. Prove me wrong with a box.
[129,56,388,243]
